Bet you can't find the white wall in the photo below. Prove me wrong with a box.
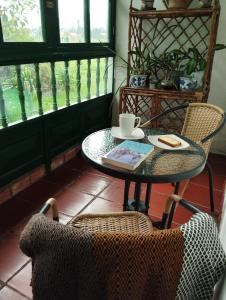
[208,0,226,154]
[114,0,226,155]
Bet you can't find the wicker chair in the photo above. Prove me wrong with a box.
[20,197,226,300]
[141,103,226,214]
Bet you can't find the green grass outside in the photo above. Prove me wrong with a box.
[0,58,112,126]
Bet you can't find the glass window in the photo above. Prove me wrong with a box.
[0,0,43,42]
[58,0,85,43]
[90,0,109,43]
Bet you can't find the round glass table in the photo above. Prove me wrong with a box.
[82,128,206,214]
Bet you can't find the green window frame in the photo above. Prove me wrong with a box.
[0,0,116,65]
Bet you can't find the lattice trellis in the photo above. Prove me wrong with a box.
[121,4,220,129]
[128,10,214,86]
[120,87,203,132]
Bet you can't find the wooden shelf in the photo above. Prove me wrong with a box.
[130,7,215,18]
[122,86,203,98]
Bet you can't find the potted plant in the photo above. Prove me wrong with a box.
[140,0,155,10]
[167,0,190,9]
[103,45,152,89]
[149,49,187,89]
[129,48,152,88]
[180,44,226,91]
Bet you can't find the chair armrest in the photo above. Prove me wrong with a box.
[39,198,59,221]
[161,194,203,229]
[141,104,188,128]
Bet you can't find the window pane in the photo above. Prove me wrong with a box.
[90,0,109,43]
[58,0,84,43]
[0,0,43,42]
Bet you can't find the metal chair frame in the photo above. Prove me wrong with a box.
[141,103,226,218]
[41,195,202,230]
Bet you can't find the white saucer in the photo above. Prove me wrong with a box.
[111,127,145,140]
[148,134,189,150]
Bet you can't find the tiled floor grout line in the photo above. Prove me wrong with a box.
[75,182,114,216]
[4,284,31,300]
[0,259,32,299]
[5,260,31,284]
[0,281,6,291]
[189,180,226,192]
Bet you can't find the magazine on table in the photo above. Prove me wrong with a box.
[102,140,154,171]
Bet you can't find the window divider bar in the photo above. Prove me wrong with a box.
[0,82,8,127]
[0,19,3,43]
[76,60,81,103]
[108,0,115,46]
[87,59,91,100]
[43,0,60,45]
[50,62,58,111]
[64,61,70,106]
[84,0,91,43]
[34,63,43,115]
[15,65,27,121]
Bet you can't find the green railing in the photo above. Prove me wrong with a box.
[0,56,113,128]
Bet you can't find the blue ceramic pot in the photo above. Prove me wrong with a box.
[130,75,148,88]
[179,77,198,91]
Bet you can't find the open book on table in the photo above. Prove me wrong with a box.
[102,140,154,171]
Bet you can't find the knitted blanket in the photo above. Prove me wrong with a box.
[20,213,226,300]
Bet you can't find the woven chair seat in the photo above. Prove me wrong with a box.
[68,211,153,234]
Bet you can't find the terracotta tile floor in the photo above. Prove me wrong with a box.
[0,153,225,300]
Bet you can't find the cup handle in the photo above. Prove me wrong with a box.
[134,117,141,128]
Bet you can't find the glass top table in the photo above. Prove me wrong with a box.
[82,128,206,214]
[82,128,206,183]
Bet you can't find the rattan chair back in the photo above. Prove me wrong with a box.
[181,103,225,156]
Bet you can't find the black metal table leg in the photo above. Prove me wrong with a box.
[134,182,141,211]
[123,180,130,211]
[145,183,152,214]
[167,182,180,228]
[206,161,214,212]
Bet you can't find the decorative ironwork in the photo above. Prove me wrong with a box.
[0,56,112,127]
[104,57,109,94]
[15,65,27,121]
[0,82,7,127]
[64,60,70,106]
[96,58,100,97]
[50,62,57,111]
[76,60,81,103]
[34,63,43,115]
[87,59,91,99]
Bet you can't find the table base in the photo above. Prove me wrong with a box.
[125,199,147,213]
[123,180,180,228]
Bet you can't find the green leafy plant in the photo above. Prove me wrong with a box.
[130,48,151,75]
[105,45,151,76]
[150,49,187,81]
[185,44,226,75]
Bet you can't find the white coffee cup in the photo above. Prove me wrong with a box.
[119,113,141,136]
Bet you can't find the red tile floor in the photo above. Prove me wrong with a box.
[0,153,225,300]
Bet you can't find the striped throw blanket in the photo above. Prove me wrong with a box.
[20,212,226,300]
